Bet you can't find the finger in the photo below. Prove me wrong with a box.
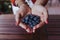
[19,23,33,33]
[15,14,20,26]
[19,22,28,29]
[26,28,33,33]
[45,19,48,24]
[33,29,35,33]
[33,26,38,31]
[42,9,48,24]
[41,15,48,23]
[43,16,48,24]
[33,26,36,30]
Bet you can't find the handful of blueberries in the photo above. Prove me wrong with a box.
[21,14,41,28]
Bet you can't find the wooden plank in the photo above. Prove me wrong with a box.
[0,30,26,34]
[47,15,60,40]
[0,25,17,28]
[47,28,60,31]
[48,31,60,35]
[48,15,60,19]
[48,36,60,40]
[0,28,25,31]
[0,39,32,40]
[0,35,33,39]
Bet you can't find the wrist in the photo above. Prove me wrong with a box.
[16,1,29,7]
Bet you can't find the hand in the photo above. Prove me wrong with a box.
[31,5,48,33]
[32,5,48,24]
[19,22,33,33]
[15,4,31,25]
[14,4,32,33]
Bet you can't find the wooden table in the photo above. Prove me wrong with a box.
[0,14,48,40]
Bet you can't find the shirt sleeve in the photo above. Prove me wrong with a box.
[10,0,17,6]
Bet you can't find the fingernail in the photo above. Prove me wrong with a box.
[33,29,35,33]
[45,20,48,24]
[33,27,35,29]
[26,28,31,32]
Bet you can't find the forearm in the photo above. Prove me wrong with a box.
[15,0,28,7]
[35,0,41,5]
[35,0,48,6]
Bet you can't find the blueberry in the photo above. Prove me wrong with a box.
[29,23,34,28]
[25,20,28,24]
[25,16,29,20]
[30,15,35,19]
[34,17,37,21]
[22,18,29,24]
[32,21,36,25]
[28,21,31,25]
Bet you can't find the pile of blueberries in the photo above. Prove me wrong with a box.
[22,14,41,28]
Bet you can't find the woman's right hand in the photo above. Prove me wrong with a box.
[14,4,33,33]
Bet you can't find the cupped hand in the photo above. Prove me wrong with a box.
[14,4,33,33]
[31,5,48,33]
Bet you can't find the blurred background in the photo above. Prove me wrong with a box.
[0,0,12,14]
[0,0,60,40]
[0,0,60,14]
